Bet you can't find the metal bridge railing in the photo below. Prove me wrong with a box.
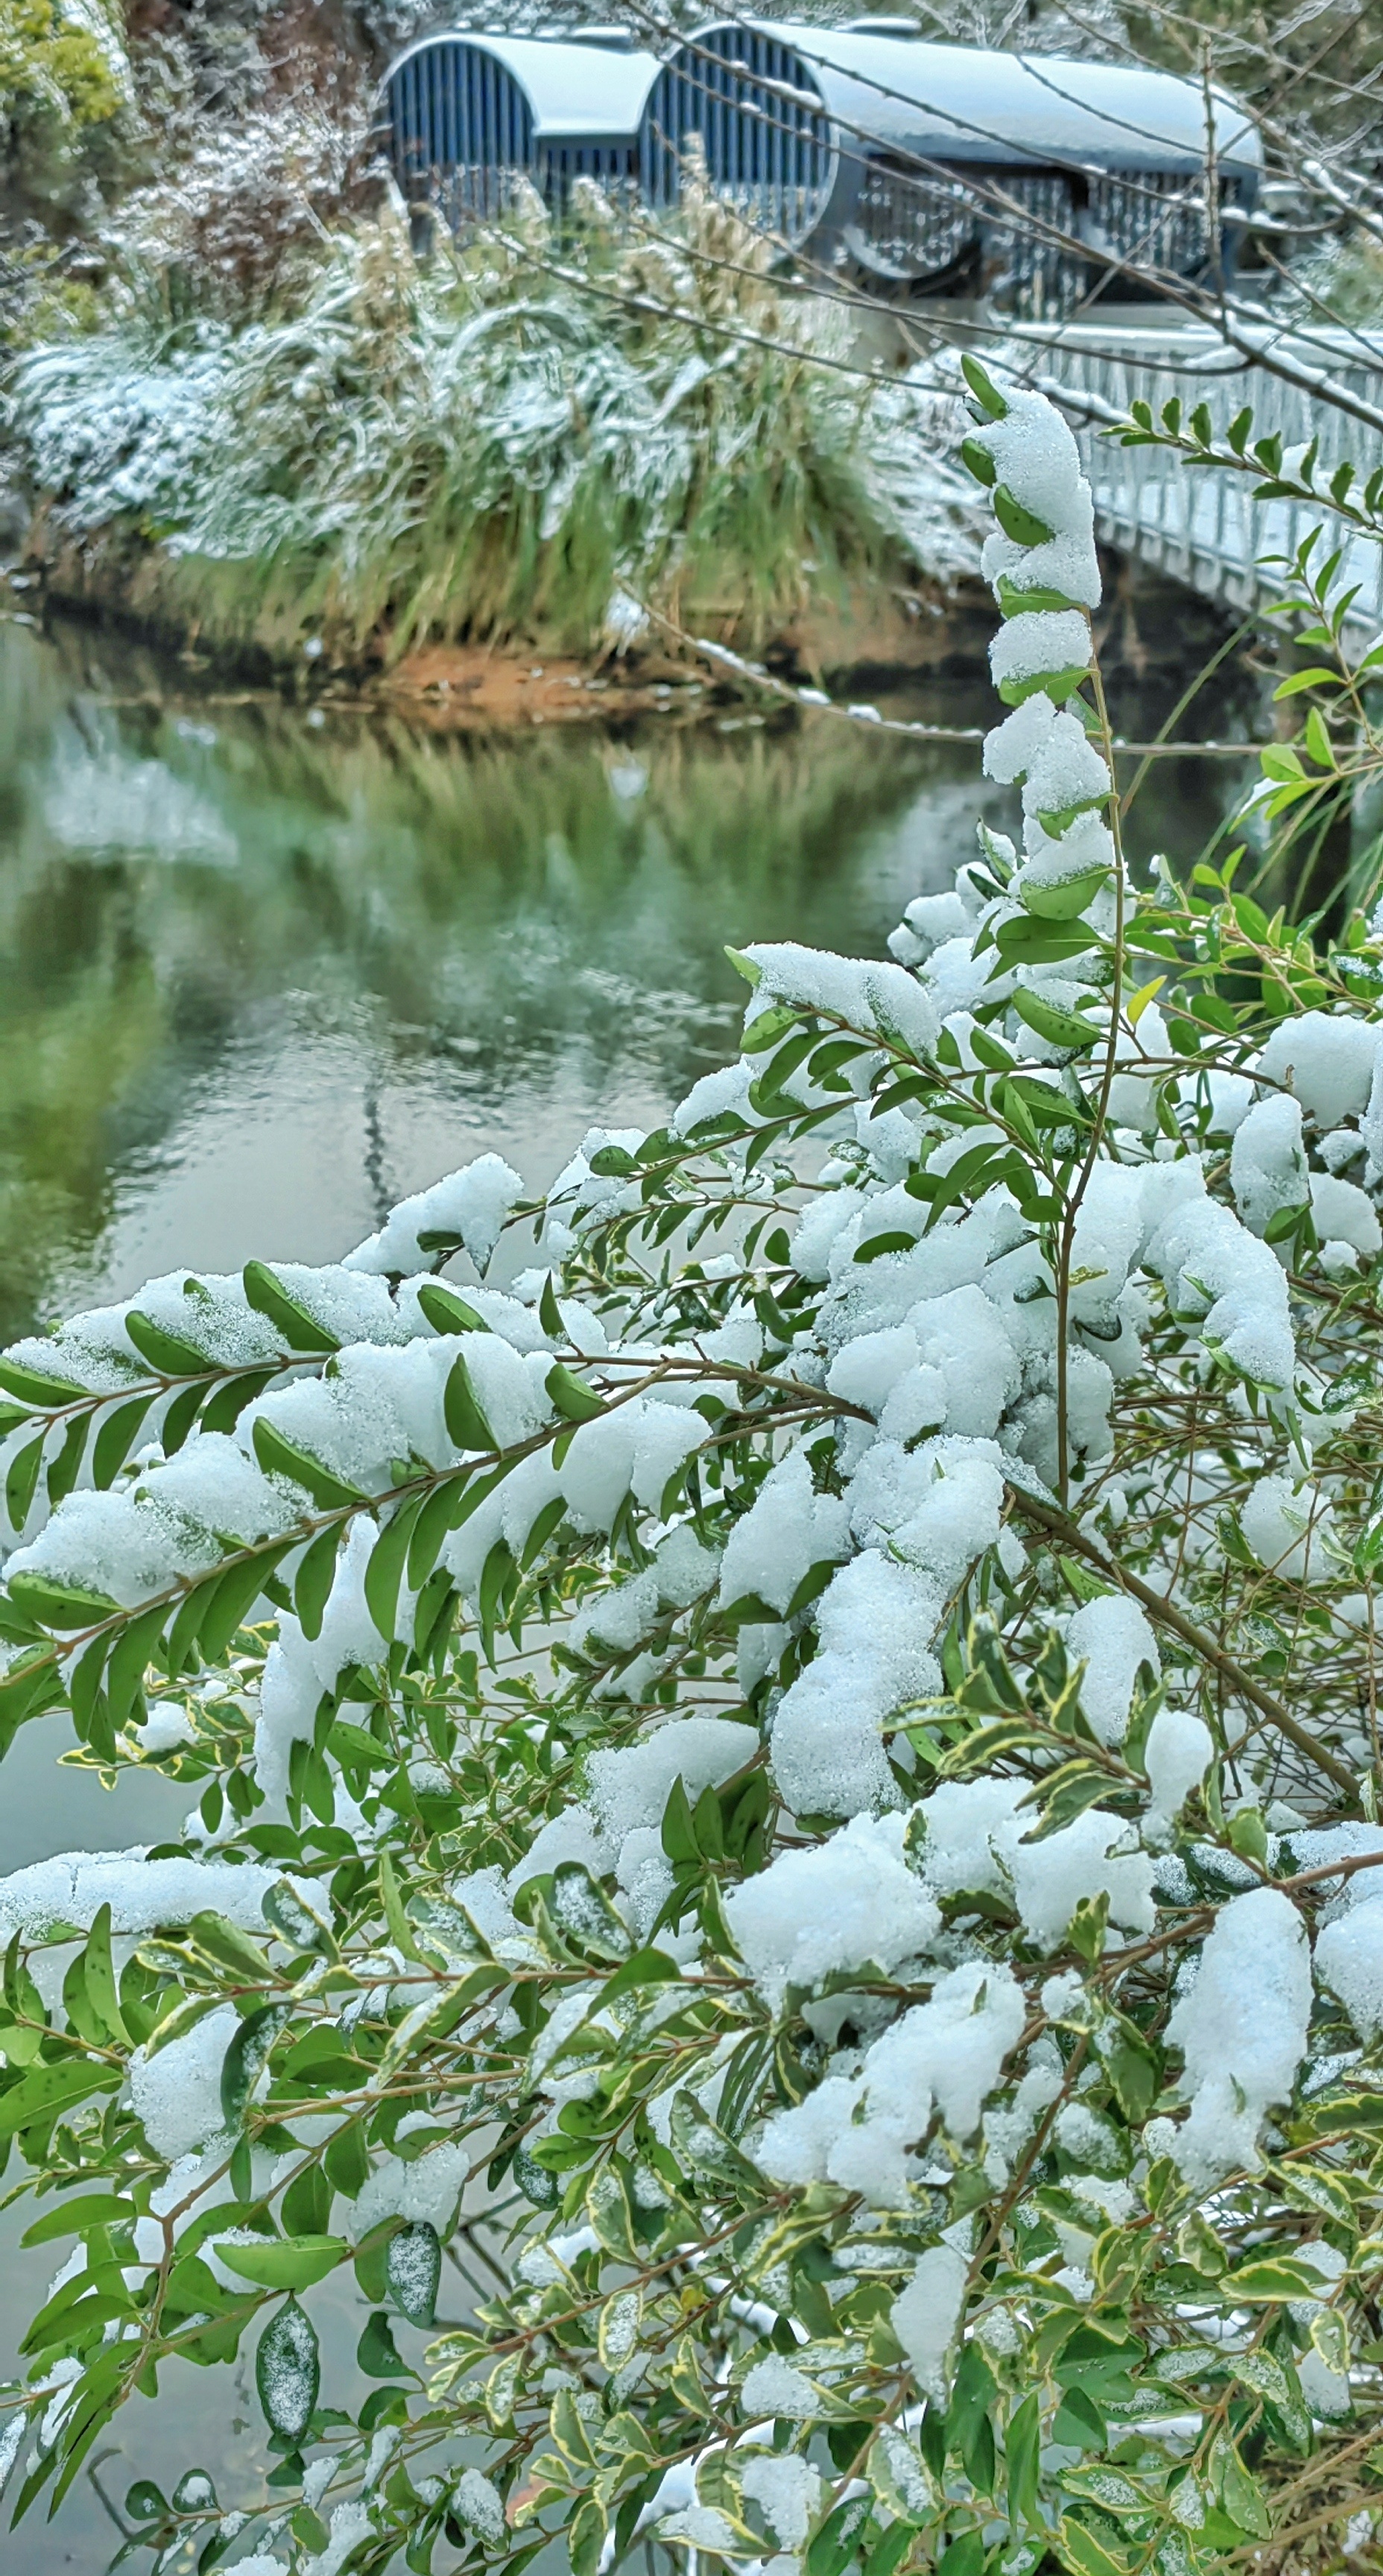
[1011,323,1383,653]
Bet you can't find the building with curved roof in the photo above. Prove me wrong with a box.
[638,20,1262,309]
[384,30,662,223]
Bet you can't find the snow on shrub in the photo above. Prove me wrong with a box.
[4,364,1383,2574]
[10,183,982,660]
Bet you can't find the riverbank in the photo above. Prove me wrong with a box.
[1,538,998,718]
[1,537,1244,733]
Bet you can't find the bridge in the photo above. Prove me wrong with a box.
[1010,318,1383,654]
[382,27,1382,650]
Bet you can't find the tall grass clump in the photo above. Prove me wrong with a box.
[10,171,981,664]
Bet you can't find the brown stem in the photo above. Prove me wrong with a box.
[1010,1485,1358,1794]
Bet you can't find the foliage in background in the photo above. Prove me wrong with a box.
[8,178,982,660]
[106,91,377,318]
[0,0,130,226]
[1,374,1383,2576]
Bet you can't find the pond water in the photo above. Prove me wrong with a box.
[0,604,1255,2566]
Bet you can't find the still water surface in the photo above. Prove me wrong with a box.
[0,609,1251,2563]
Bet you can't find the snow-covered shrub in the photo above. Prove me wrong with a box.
[107,91,377,317]
[7,370,1383,2574]
[10,181,981,658]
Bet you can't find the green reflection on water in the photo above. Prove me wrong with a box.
[0,613,1253,1349]
[0,619,1000,1341]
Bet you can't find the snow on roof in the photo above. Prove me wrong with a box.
[384,29,662,141]
[680,20,1262,174]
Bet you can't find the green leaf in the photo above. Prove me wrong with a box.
[806,2498,870,2576]
[4,1573,120,1634]
[1010,988,1100,1052]
[1007,2389,1041,2528]
[221,2003,291,2133]
[252,1418,363,1512]
[1273,667,1342,699]
[124,1310,217,1375]
[854,1231,921,1263]
[21,2192,130,2247]
[998,664,1091,707]
[105,1602,168,1731]
[1058,2516,1133,2576]
[81,1904,130,2045]
[364,1495,425,1643]
[387,2220,441,2324]
[201,1366,276,1438]
[443,1354,497,1453]
[124,2478,169,2525]
[190,1912,271,1979]
[282,2163,332,2238]
[936,2534,984,2576]
[546,1363,603,1423]
[6,1433,45,1532]
[1102,2018,1158,2124]
[294,1523,341,1641]
[0,2056,120,2139]
[200,1547,289,1663]
[218,2235,346,2291]
[325,2118,372,2199]
[600,1947,683,2006]
[242,1260,340,1353]
[961,353,1007,418]
[165,1571,223,1678]
[1052,2385,1107,2449]
[358,2308,412,2378]
[45,1413,88,1509]
[1227,2255,1336,2300]
[406,1471,472,1591]
[0,1358,87,1407]
[997,578,1084,616]
[569,2494,610,2576]
[256,2298,320,2441]
[994,485,1054,548]
[1022,865,1110,922]
[417,1281,489,1336]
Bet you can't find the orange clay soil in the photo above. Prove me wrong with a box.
[375,644,706,724]
[376,583,999,726]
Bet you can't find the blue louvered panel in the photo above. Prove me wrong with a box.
[1085,171,1215,280]
[982,174,1085,318]
[639,28,832,244]
[848,161,978,284]
[540,141,639,213]
[385,41,535,230]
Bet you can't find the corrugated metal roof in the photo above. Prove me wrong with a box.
[678,22,1262,174]
[384,30,661,139]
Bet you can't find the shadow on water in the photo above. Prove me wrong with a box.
[0,605,1259,2569]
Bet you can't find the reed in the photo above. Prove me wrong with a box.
[11,176,980,663]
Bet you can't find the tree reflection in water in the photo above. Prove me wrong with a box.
[0,618,999,1343]
[0,612,1252,1348]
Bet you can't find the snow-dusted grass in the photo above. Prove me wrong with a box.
[12,180,981,662]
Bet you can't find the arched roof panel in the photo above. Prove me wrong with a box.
[384,30,661,141]
[678,22,1262,177]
